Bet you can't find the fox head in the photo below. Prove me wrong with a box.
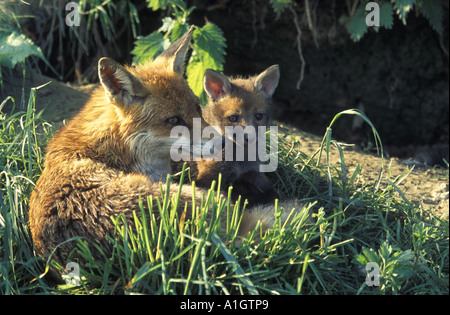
[96,26,208,181]
[201,65,280,145]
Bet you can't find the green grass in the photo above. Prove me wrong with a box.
[0,90,448,295]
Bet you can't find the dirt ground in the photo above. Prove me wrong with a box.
[291,127,449,220]
[1,71,448,220]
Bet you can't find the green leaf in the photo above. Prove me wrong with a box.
[186,59,207,104]
[380,2,394,29]
[347,5,368,42]
[158,16,176,33]
[354,247,380,266]
[131,32,170,65]
[347,2,393,40]
[269,0,292,17]
[211,233,259,295]
[354,253,369,266]
[0,31,46,68]
[157,16,189,43]
[187,23,226,104]
[393,0,416,24]
[192,23,226,69]
[417,0,444,34]
[170,21,190,43]
[146,0,169,11]
[378,241,393,264]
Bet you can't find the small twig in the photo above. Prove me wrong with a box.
[289,3,306,90]
[206,0,230,11]
[305,0,319,49]
[350,0,360,17]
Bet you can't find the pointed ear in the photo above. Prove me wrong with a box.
[155,25,194,75]
[203,69,231,101]
[98,57,145,106]
[254,65,280,98]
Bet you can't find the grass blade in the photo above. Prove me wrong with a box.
[210,232,259,295]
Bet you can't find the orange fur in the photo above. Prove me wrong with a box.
[29,28,209,267]
[29,29,297,276]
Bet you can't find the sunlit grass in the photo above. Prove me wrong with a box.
[0,90,448,295]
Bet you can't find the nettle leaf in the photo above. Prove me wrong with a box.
[417,0,444,34]
[158,16,176,33]
[380,2,394,29]
[170,22,190,43]
[347,5,368,42]
[187,23,226,104]
[157,16,190,43]
[131,31,170,65]
[393,0,416,24]
[131,19,226,104]
[186,58,208,105]
[348,2,394,40]
[192,23,226,68]
[269,0,292,17]
[146,0,169,11]
[0,31,46,68]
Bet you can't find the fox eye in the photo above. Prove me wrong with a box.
[228,115,239,123]
[255,113,264,120]
[166,116,184,126]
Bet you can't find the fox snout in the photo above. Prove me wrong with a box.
[224,125,258,146]
[169,121,226,162]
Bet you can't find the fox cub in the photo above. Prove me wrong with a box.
[174,66,280,206]
[29,28,295,268]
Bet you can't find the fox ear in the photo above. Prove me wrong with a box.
[98,57,144,106]
[155,25,194,75]
[203,69,231,101]
[254,65,280,98]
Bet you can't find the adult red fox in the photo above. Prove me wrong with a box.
[173,66,281,206]
[29,27,297,270]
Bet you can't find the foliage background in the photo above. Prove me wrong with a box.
[1,0,448,163]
